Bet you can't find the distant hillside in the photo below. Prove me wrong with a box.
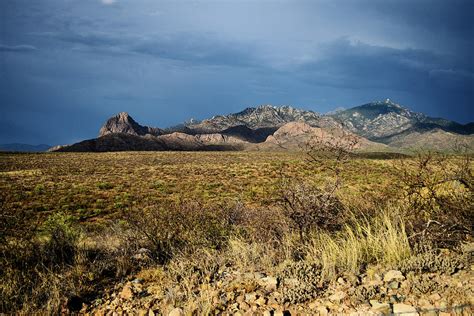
[0,143,51,152]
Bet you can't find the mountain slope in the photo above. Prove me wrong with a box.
[251,122,387,151]
[380,128,474,151]
[329,99,473,142]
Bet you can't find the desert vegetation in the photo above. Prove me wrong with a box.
[0,147,472,314]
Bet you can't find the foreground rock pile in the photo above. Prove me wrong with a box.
[84,254,473,316]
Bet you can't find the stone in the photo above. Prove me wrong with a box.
[369,300,391,315]
[244,293,257,303]
[255,296,267,306]
[119,284,134,300]
[137,310,148,316]
[239,302,250,310]
[263,311,273,316]
[261,276,278,290]
[168,308,184,316]
[392,304,418,316]
[308,301,319,309]
[267,297,278,305]
[329,291,346,303]
[383,270,405,283]
[317,306,329,316]
[132,278,144,284]
[274,310,291,316]
[428,293,441,302]
[388,281,400,289]
[236,294,245,303]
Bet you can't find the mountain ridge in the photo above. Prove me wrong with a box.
[51,100,474,152]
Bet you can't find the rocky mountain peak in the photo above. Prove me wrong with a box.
[99,112,162,137]
[116,112,131,120]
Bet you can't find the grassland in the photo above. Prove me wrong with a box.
[0,151,472,314]
[0,151,397,227]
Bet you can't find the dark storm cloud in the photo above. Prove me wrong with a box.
[0,0,473,145]
[0,44,38,52]
[297,38,473,93]
[40,30,261,67]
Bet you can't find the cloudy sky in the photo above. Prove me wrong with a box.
[1,0,473,145]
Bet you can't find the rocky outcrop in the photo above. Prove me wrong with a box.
[253,122,387,151]
[98,112,163,137]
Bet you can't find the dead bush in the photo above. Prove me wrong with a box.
[278,180,346,241]
[395,150,473,247]
[124,200,236,264]
[277,129,357,241]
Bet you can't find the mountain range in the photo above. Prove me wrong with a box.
[52,99,473,152]
[0,143,51,152]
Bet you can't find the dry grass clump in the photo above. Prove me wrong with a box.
[305,207,411,279]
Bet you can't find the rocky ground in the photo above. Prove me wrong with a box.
[84,251,473,316]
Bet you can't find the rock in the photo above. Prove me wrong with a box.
[308,301,318,309]
[168,308,184,316]
[261,276,278,290]
[239,302,250,310]
[329,291,346,303]
[383,270,405,283]
[369,300,391,315]
[428,293,441,302]
[274,310,291,316]
[236,294,245,303]
[388,281,400,289]
[119,284,134,300]
[392,303,418,316]
[132,278,144,284]
[244,293,257,303]
[255,296,267,306]
[337,277,345,285]
[99,112,162,137]
[263,311,273,316]
[137,309,148,316]
[317,306,329,316]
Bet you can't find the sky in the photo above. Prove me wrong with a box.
[1,0,473,145]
